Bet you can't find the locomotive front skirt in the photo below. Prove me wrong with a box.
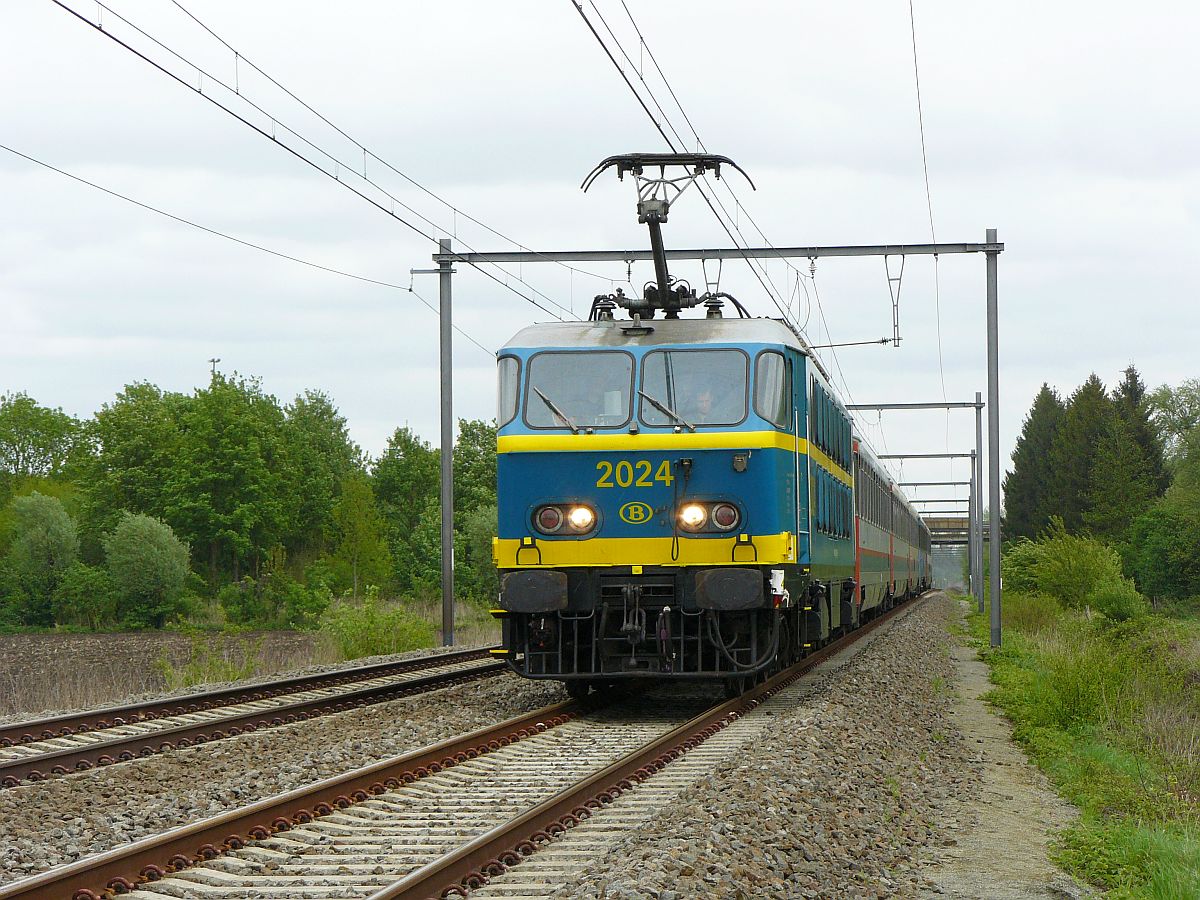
[491,316,930,687]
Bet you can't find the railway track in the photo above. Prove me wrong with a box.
[0,648,505,789]
[0,594,927,900]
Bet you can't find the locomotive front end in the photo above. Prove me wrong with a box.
[492,318,811,691]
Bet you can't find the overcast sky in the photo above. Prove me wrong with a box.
[3,1,1198,511]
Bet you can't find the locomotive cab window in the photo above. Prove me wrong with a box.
[497,356,520,426]
[524,350,633,430]
[754,351,790,428]
[640,348,747,428]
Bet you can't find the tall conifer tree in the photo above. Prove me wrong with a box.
[1083,415,1155,546]
[1002,384,1065,540]
[1048,375,1112,532]
[1112,364,1169,494]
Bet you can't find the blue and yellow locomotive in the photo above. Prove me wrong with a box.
[489,154,930,694]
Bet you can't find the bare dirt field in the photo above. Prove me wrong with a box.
[0,630,322,720]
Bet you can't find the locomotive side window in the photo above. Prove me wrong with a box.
[497,356,520,426]
[524,351,634,430]
[754,351,790,427]
[640,349,747,427]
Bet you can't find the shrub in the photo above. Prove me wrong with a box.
[217,570,328,629]
[104,512,190,628]
[1087,580,1149,622]
[1003,591,1063,634]
[1002,519,1146,621]
[263,570,328,629]
[154,634,264,689]
[318,588,435,660]
[217,578,261,626]
[52,562,119,629]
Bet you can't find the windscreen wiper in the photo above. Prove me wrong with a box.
[533,387,580,434]
[638,390,695,432]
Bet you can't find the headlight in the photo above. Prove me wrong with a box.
[678,503,707,530]
[711,502,740,531]
[535,505,563,534]
[567,505,596,531]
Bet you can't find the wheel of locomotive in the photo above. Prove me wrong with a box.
[564,681,592,701]
[777,615,793,668]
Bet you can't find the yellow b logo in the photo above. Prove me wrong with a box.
[619,501,653,524]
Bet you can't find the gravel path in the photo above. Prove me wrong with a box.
[543,593,979,899]
[919,608,1092,898]
[0,670,561,885]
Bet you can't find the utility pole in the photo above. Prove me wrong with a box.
[438,238,455,647]
[985,230,1002,647]
[411,239,458,646]
[974,391,985,611]
[208,357,220,378]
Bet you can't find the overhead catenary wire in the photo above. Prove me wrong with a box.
[573,0,877,413]
[570,1,815,358]
[166,0,615,286]
[49,0,576,323]
[611,3,842,338]
[908,0,948,405]
[0,141,496,357]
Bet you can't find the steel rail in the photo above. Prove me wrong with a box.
[0,593,928,900]
[0,659,507,788]
[0,698,582,900]
[0,646,497,747]
[372,592,930,900]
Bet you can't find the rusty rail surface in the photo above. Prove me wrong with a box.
[1,654,505,788]
[0,594,927,900]
[1,646,497,747]
[373,593,928,900]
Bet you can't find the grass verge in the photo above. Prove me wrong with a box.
[965,592,1200,898]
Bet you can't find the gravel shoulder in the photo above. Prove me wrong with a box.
[546,593,974,899]
[531,593,1092,900]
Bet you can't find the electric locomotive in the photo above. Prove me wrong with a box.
[490,154,931,695]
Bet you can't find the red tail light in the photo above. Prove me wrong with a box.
[711,503,739,531]
[535,505,563,533]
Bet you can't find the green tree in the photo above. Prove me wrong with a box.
[81,382,187,557]
[458,504,498,603]
[2,491,79,625]
[1047,375,1112,532]
[453,419,497,529]
[0,393,81,499]
[282,391,362,561]
[1129,501,1200,604]
[404,495,462,600]
[1083,416,1155,548]
[331,473,391,596]
[1002,384,1066,540]
[166,374,292,584]
[103,512,190,628]
[1111,364,1168,494]
[1148,378,1200,470]
[373,427,438,590]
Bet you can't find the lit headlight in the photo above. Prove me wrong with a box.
[568,505,596,531]
[678,503,707,530]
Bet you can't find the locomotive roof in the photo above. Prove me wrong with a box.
[500,317,806,352]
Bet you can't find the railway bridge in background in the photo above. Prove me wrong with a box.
[925,515,983,592]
